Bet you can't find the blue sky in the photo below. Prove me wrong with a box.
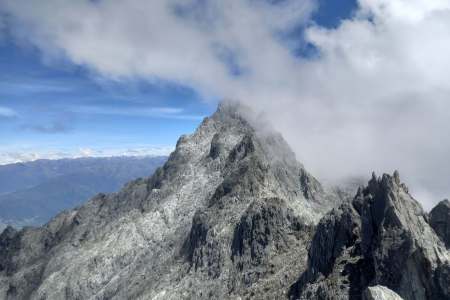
[0,38,217,162]
[0,0,357,164]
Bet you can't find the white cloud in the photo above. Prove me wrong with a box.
[2,0,450,208]
[0,146,173,165]
[0,106,17,118]
[0,0,314,97]
[70,105,203,120]
[276,0,450,209]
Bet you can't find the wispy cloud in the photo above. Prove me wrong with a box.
[0,106,17,118]
[20,121,72,134]
[0,77,76,97]
[71,105,204,120]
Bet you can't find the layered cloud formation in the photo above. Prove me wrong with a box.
[1,0,450,207]
[0,0,315,96]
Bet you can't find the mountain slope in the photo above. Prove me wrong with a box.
[0,156,167,228]
[1,102,448,299]
[0,102,336,299]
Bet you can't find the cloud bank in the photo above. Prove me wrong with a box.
[0,146,173,165]
[2,0,450,208]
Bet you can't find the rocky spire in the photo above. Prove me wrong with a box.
[290,172,450,300]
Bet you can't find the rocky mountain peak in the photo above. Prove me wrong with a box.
[290,171,450,300]
[0,101,337,299]
[214,99,249,120]
[364,171,407,198]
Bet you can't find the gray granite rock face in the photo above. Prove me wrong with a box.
[430,199,450,248]
[0,101,335,299]
[290,172,450,300]
[228,197,314,297]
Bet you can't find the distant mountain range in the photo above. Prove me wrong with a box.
[0,156,166,229]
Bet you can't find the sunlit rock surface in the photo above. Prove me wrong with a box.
[363,285,404,300]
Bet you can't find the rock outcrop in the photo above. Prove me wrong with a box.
[363,286,403,300]
[429,199,450,248]
[290,172,450,300]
